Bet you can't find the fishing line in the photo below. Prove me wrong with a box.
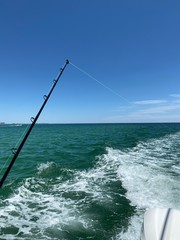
[0,124,30,175]
[69,61,131,104]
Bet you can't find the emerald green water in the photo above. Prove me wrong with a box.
[0,123,180,239]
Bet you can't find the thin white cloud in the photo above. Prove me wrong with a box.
[173,100,180,104]
[170,94,180,98]
[106,111,180,123]
[108,96,180,122]
[138,104,180,114]
[133,100,167,105]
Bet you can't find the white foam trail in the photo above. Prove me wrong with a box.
[1,132,180,239]
[37,161,55,174]
[108,132,180,240]
[0,159,118,238]
[114,215,143,240]
[0,178,90,239]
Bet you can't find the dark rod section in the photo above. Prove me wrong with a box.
[0,59,69,188]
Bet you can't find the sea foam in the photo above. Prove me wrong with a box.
[1,132,180,239]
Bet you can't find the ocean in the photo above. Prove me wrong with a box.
[0,123,180,240]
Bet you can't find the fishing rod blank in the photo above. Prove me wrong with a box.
[0,59,69,188]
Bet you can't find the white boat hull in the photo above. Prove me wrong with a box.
[141,208,180,240]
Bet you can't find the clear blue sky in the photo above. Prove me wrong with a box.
[0,0,180,123]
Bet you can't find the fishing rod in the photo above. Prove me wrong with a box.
[0,59,69,188]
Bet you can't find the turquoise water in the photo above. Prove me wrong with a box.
[0,123,180,239]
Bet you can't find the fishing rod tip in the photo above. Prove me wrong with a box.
[66,59,69,64]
